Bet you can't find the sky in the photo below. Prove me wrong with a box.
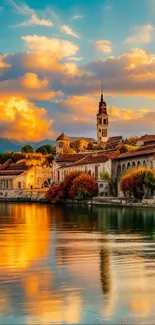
[0,0,155,142]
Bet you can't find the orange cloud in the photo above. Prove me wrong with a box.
[0,73,61,100]
[0,97,54,141]
[21,73,49,89]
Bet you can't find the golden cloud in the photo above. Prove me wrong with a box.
[22,35,79,59]
[21,73,49,89]
[0,97,54,141]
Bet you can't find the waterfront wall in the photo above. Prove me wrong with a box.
[0,189,48,202]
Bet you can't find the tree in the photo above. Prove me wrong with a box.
[100,170,111,181]
[120,167,155,200]
[69,173,98,199]
[21,145,34,153]
[36,145,56,155]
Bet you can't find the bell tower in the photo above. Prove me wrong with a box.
[97,84,109,143]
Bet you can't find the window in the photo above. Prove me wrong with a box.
[100,184,103,188]
[104,119,106,124]
[98,118,102,124]
[102,129,107,137]
[59,142,63,148]
[95,166,98,180]
[18,182,22,189]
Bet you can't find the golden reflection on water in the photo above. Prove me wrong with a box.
[0,204,50,272]
[0,204,155,323]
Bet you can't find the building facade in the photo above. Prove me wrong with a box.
[0,154,52,191]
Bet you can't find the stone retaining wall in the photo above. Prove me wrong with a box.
[0,189,48,202]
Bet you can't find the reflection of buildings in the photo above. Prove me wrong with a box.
[100,247,111,296]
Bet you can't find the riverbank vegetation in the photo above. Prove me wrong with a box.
[120,167,155,200]
[46,171,98,203]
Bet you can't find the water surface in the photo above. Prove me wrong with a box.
[0,203,155,324]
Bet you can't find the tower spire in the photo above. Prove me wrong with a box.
[101,81,103,102]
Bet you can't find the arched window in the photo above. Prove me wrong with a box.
[122,163,126,175]
[137,161,141,168]
[143,160,146,167]
[18,182,22,189]
[132,161,136,168]
[127,162,131,170]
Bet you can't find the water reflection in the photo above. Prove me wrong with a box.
[0,203,155,323]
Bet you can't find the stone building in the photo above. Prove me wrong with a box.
[0,153,52,191]
[56,133,96,154]
[58,153,112,197]
[115,144,155,196]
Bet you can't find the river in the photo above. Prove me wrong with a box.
[0,203,155,324]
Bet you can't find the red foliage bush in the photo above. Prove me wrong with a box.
[69,173,98,199]
[62,170,82,197]
[46,183,64,202]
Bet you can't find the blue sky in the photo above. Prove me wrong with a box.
[0,0,155,141]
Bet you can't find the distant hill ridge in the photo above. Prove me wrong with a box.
[0,138,56,153]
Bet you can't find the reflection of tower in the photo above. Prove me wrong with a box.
[100,247,111,296]
[97,84,109,143]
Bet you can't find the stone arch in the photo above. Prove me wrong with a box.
[127,162,131,170]
[122,163,127,175]
[143,160,146,167]
[18,181,22,189]
[137,161,141,168]
[132,161,136,168]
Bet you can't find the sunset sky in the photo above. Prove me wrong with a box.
[0,0,155,141]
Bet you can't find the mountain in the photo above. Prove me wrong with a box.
[0,138,56,153]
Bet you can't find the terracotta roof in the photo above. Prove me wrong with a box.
[56,133,70,141]
[0,170,25,176]
[138,134,155,142]
[105,136,123,152]
[0,159,12,170]
[118,144,155,159]
[56,153,89,163]
[7,161,29,171]
[59,153,110,168]
[69,136,96,143]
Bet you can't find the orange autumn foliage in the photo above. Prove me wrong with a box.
[120,167,155,199]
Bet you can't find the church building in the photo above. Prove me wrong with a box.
[56,88,109,154]
[97,89,109,143]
